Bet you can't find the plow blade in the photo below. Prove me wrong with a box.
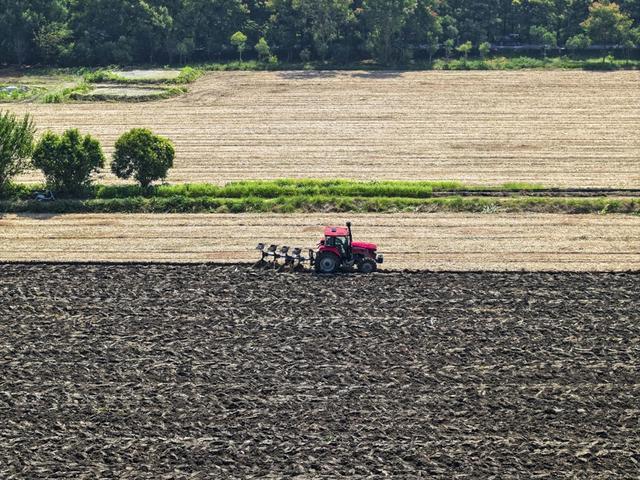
[255,244,315,271]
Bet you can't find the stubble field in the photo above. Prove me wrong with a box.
[1,264,639,478]
[4,70,639,188]
[1,212,640,270]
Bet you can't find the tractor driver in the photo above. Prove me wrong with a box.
[335,236,350,260]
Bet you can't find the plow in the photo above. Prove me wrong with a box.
[255,221,383,274]
[255,244,315,272]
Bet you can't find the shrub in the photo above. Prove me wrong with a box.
[174,66,202,84]
[478,42,491,59]
[0,111,36,192]
[456,41,473,61]
[255,37,271,62]
[111,128,175,189]
[32,129,105,195]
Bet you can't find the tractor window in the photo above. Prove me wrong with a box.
[325,236,336,247]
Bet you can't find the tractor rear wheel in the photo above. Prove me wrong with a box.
[315,252,340,274]
[357,258,377,274]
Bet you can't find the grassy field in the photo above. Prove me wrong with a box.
[2,212,639,270]
[3,70,638,188]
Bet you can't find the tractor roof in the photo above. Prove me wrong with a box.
[324,226,349,237]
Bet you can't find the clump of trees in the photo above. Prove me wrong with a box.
[0,113,176,195]
[0,0,638,66]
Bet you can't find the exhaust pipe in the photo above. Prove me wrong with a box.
[346,221,353,260]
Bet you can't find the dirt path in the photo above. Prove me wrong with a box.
[1,212,639,270]
[3,70,639,187]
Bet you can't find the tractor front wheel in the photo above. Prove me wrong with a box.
[357,258,377,274]
[315,252,340,274]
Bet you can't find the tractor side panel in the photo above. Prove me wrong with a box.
[318,246,342,258]
[352,247,376,259]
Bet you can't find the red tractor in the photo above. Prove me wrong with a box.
[256,221,383,273]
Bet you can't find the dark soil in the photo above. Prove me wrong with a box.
[1,264,639,478]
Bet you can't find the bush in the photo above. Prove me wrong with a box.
[111,129,175,189]
[32,129,105,195]
[255,37,271,62]
[174,66,202,84]
[0,111,36,192]
[456,41,473,61]
[478,42,491,59]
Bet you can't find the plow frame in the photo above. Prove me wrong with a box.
[255,243,315,271]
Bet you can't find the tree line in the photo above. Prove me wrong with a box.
[1,0,639,66]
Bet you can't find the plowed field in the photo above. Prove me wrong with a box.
[2,212,640,270]
[1,264,638,478]
[4,70,640,187]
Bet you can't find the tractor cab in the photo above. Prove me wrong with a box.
[321,226,352,258]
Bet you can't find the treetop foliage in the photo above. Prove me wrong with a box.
[31,129,105,194]
[0,111,35,191]
[0,0,638,66]
[111,128,175,189]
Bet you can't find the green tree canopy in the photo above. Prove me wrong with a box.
[111,129,175,189]
[32,129,105,195]
[363,0,418,63]
[230,30,248,60]
[0,111,35,191]
[0,0,638,66]
[582,1,634,45]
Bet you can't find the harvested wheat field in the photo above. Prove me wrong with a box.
[1,212,639,270]
[1,264,639,477]
[4,70,639,187]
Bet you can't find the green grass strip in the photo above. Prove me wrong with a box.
[1,195,638,215]
[1,180,547,201]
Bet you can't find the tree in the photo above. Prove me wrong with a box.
[111,129,175,189]
[0,0,68,65]
[230,31,248,60]
[565,33,592,56]
[440,0,502,45]
[69,0,173,65]
[32,129,105,195]
[295,0,353,61]
[581,1,634,62]
[363,0,418,64]
[443,38,455,59]
[456,40,473,61]
[34,22,73,64]
[424,33,439,63]
[404,0,442,63]
[530,24,558,57]
[179,0,249,61]
[266,0,306,62]
[255,37,271,61]
[0,111,35,191]
[478,41,491,58]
